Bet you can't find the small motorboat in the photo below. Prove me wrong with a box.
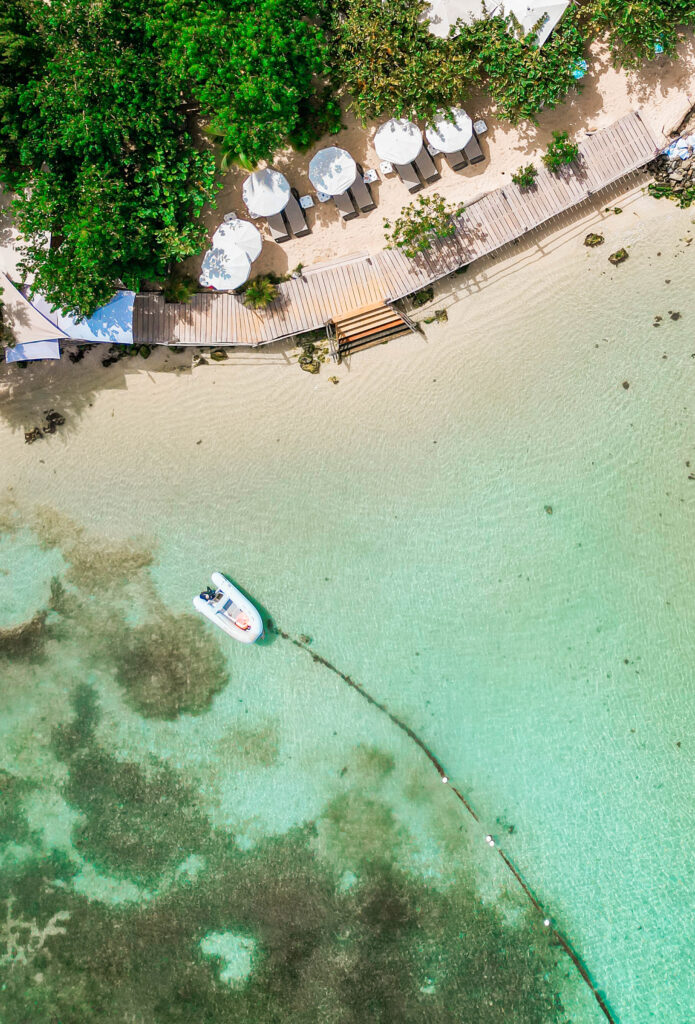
[193,572,264,644]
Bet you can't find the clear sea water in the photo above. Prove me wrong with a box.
[1,189,693,1022]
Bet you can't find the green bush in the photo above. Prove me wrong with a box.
[511,163,538,188]
[542,131,579,171]
[333,0,477,123]
[582,0,686,68]
[244,276,278,309]
[162,274,198,304]
[384,194,465,259]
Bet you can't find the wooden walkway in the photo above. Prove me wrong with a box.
[133,112,660,347]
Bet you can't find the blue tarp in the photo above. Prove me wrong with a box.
[5,340,62,363]
[26,290,136,345]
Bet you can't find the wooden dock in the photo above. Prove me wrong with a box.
[133,112,660,348]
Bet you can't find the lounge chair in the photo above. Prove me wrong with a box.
[444,150,468,171]
[267,211,290,243]
[463,133,485,165]
[350,167,376,212]
[286,191,311,237]
[414,147,440,183]
[394,162,422,193]
[333,190,358,220]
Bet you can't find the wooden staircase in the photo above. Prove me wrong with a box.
[329,301,416,360]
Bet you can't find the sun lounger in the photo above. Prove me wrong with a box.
[444,150,468,171]
[286,191,311,237]
[267,211,290,243]
[463,133,485,165]
[414,148,440,183]
[394,162,422,193]
[333,190,358,220]
[350,167,376,212]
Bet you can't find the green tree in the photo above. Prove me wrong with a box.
[512,163,538,187]
[582,0,693,68]
[456,10,586,123]
[384,193,465,259]
[1,0,218,318]
[162,0,340,167]
[333,0,478,123]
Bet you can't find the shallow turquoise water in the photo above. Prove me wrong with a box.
[1,194,694,1022]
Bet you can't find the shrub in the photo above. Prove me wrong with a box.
[542,131,579,171]
[511,164,538,188]
[384,194,465,259]
[162,274,198,304]
[244,276,278,308]
[333,0,478,123]
[582,0,687,68]
[456,10,585,123]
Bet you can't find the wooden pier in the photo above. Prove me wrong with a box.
[133,112,660,348]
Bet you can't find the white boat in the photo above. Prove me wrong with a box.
[193,572,264,644]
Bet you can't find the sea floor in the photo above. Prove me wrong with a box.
[1,187,693,1022]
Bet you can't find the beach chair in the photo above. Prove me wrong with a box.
[394,162,422,193]
[267,211,290,243]
[414,147,440,183]
[444,150,468,171]
[333,190,358,220]
[286,191,311,237]
[463,133,485,165]
[350,167,376,212]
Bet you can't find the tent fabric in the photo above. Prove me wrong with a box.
[5,340,61,363]
[26,289,136,344]
[422,0,568,44]
[0,273,68,345]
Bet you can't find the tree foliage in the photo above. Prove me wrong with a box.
[582,0,694,68]
[542,130,579,170]
[333,0,477,123]
[512,163,538,187]
[163,0,341,167]
[384,193,465,258]
[456,10,585,122]
[0,0,218,318]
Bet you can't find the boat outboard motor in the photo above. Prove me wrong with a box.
[200,587,217,602]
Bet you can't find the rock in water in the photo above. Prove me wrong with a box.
[210,349,228,362]
[584,233,604,247]
[609,248,629,265]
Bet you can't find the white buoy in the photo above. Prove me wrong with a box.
[442,776,448,784]
[543,918,551,927]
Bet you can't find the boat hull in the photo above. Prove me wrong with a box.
[193,572,264,644]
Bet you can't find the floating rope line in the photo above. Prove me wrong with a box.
[271,624,617,1024]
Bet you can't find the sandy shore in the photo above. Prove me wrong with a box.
[0,181,685,447]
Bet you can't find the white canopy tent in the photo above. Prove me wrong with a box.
[423,0,569,45]
[426,109,473,153]
[6,340,61,363]
[242,169,290,217]
[27,289,136,345]
[373,120,423,165]
[1,272,68,348]
[308,148,357,196]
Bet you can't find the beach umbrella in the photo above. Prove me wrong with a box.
[242,169,290,217]
[308,147,357,196]
[213,219,263,262]
[374,119,423,165]
[199,244,251,291]
[426,108,474,153]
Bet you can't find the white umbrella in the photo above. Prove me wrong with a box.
[199,244,251,291]
[242,169,290,217]
[213,219,263,262]
[374,119,423,165]
[308,147,357,196]
[426,108,473,153]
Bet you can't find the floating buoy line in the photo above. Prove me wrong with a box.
[270,623,617,1024]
